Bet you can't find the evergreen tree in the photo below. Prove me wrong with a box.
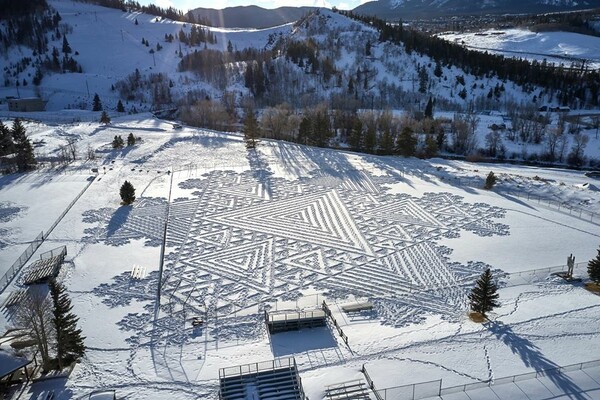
[395,126,417,157]
[12,119,36,171]
[49,279,85,369]
[468,269,500,318]
[62,36,71,54]
[588,247,600,284]
[243,108,259,149]
[92,93,102,111]
[424,97,434,119]
[127,133,136,146]
[379,128,394,155]
[120,180,136,204]
[227,40,233,53]
[0,121,15,156]
[434,61,443,78]
[112,135,124,149]
[484,171,497,190]
[423,135,438,158]
[364,124,377,154]
[116,100,125,113]
[100,111,111,124]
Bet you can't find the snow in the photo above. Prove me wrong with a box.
[1,114,600,399]
[438,28,600,69]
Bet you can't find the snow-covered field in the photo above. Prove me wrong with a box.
[1,115,600,399]
[438,29,600,69]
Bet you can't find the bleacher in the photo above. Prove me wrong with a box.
[325,380,371,400]
[219,357,306,400]
[265,309,327,334]
[22,247,67,285]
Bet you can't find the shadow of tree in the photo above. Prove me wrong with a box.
[106,205,132,238]
[486,321,587,399]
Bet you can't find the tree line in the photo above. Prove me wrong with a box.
[339,10,600,108]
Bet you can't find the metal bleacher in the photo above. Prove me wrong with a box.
[265,309,327,334]
[325,380,371,400]
[219,357,306,400]
[22,246,67,285]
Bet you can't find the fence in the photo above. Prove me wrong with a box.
[43,175,96,239]
[440,358,600,396]
[437,173,599,225]
[375,379,443,400]
[361,365,384,400]
[38,245,67,261]
[501,188,598,224]
[503,261,588,288]
[322,301,349,346]
[0,231,44,294]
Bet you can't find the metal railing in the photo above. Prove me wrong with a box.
[440,358,600,395]
[0,231,44,294]
[219,356,297,379]
[361,364,384,400]
[322,301,350,346]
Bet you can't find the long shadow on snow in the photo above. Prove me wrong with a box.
[295,145,383,194]
[106,205,133,239]
[486,321,587,399]
[246,147,274,199]
[496,191,538,211]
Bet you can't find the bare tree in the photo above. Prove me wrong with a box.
[15,288,54,368]
[260,103,299,141]
[86,144,96,160]
[67,140,77,161]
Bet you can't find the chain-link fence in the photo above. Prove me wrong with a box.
[0,231,44,294]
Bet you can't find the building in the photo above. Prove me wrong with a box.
[7,98,47,112]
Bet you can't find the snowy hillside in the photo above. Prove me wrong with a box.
[0,115,600,399]
[438,28,600,70]
[0,0,553,115]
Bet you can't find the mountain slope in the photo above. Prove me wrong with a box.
[354,0,600,19]
[190,5,315,28]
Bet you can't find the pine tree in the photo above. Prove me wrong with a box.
[348,117,363,150]
[484,171,497,190]
[243,108,259,149]
[62,36,71,54]
[112,135,124,149]
[120,181,136,205]
[468,269,500,318]
[588,247,600,284]
[395,126,417,157]
[379,128,394,156]
[116,100,125,113]
[92,93,102,111]
[12,119,36,171]
[0,121,15,156]
[424,97,434,119]
[100,111,111,124]
[127,133,135,146]
[49,279,85,370]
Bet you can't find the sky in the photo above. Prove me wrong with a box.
[136,0,371,12]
